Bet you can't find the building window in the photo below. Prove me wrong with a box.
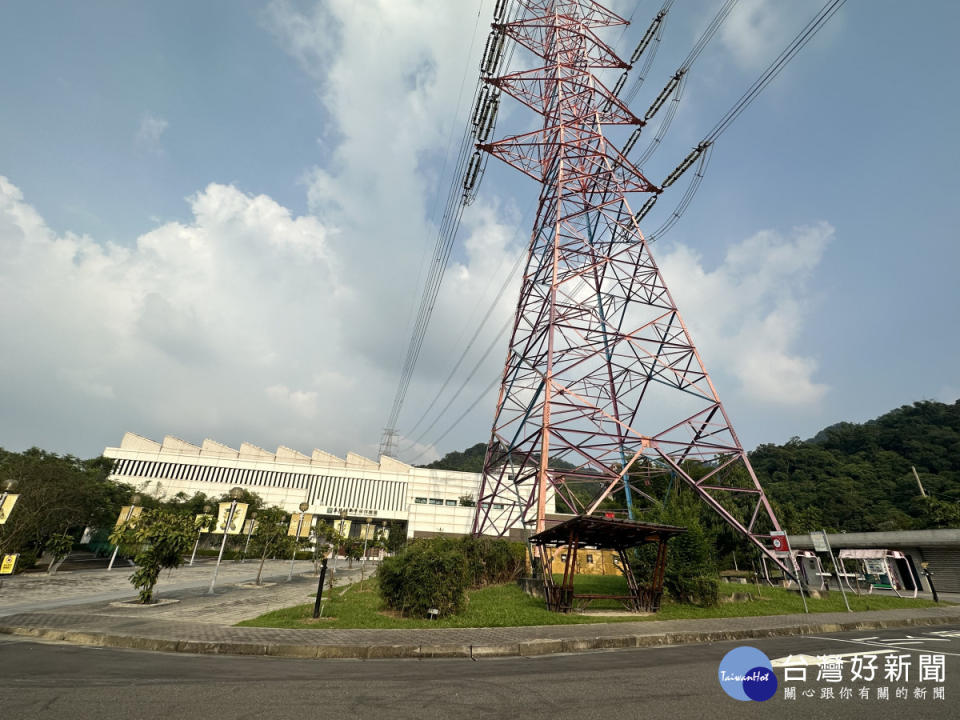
[429,498,443,505]
[414,497,428,504]
[586,554,594,563]
[445,499,457,506]
[493,503,504,510]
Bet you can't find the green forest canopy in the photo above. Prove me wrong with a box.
[424,400,960,533]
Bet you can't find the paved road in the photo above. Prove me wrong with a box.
[2,625,957,720]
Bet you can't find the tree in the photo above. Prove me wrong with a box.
[0,449,132,567]
[44,532,74,575]
[343,538,364,568]
[249,507,293,585]
[108,509,197,603]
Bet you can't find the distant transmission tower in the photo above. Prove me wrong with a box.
[472,0,792,575]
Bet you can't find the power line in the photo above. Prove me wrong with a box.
[404,0,848,460]
[379,0,518,456]
[402,247,526,438]
[640,0,848,241]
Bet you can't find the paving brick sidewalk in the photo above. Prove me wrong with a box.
[2,597,959,659]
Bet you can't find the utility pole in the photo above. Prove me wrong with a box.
[912,466,927,497]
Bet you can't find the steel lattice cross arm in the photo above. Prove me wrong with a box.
[471,0,796,580]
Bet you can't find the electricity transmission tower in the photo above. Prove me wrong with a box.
[471,0,791,575]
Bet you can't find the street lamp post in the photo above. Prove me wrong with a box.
[360,516,373,568]
[107,493,141,571]
[288,502,310,581]
[332,510,347,572]
[189,504,212,566]
[241,511,258,562]
[208,487,243,595]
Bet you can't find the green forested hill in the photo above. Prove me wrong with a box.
[753,400,960,532]
[424,400,960,532]
[422,442,488,473]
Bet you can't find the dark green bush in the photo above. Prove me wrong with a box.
[668,575,720,607]
[377,536,526,618]
[457,536,526,587]
[378,542,467,618]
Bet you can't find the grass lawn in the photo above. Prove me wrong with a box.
[236,575,940,630]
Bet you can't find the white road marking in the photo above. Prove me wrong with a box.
[805,635,960,657]
[770,649,895,667]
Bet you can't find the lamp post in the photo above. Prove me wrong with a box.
[189,504,212,566]
[241,511,258,562]
[288,502,309,581]
[379,520,388,560]
[360,516,373,568]
[332,510,347,572]
[107,493,141,571]
[208,487,243,595]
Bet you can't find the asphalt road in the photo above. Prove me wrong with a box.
[2,625,958,720]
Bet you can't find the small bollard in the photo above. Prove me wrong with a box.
[312,557,328,619]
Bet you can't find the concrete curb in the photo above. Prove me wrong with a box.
[2,611,960,660]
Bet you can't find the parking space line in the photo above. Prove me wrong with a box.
[805,635,960,657]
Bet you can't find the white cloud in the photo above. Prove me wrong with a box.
[0,175,355,454]
[135,112,169,154]
[0,1,836,463]
[659,222,833,405]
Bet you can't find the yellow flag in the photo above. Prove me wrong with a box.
[212,502,248,534]
[287,513,313,537]
[113,505,143,529]
[0,494,19,525]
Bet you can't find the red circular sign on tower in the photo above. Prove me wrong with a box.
[770,532,790,553]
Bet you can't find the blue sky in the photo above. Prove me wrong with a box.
[0,0,957,462]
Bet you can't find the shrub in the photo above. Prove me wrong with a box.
[457,536,526,587]
[668,575,720,607]
[377,536,526,618]
[378,542,468,618]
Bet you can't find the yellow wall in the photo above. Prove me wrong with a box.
[540,547,623,576]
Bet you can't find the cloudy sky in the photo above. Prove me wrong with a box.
[1,0,957,463]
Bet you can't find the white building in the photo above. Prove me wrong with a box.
[102,433,533,539]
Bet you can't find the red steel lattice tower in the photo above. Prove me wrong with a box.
[472,0,792,575]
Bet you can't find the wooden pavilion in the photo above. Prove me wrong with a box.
[528,515,686,613]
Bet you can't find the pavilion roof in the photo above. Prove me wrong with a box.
[529,514,686,550]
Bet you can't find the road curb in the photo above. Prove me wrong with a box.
[2,611,959,660]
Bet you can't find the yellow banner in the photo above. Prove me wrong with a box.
[212,502,248,534]
[287,513,313,537]
[359,523,376,540]
[194,513,214,532]
[335,519,352,538]
[243,518,258,535]
[114,505,143,529]
[0,554,18,575]
[0,494,19,525]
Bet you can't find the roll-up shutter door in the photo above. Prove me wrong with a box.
[923,549,960,593]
